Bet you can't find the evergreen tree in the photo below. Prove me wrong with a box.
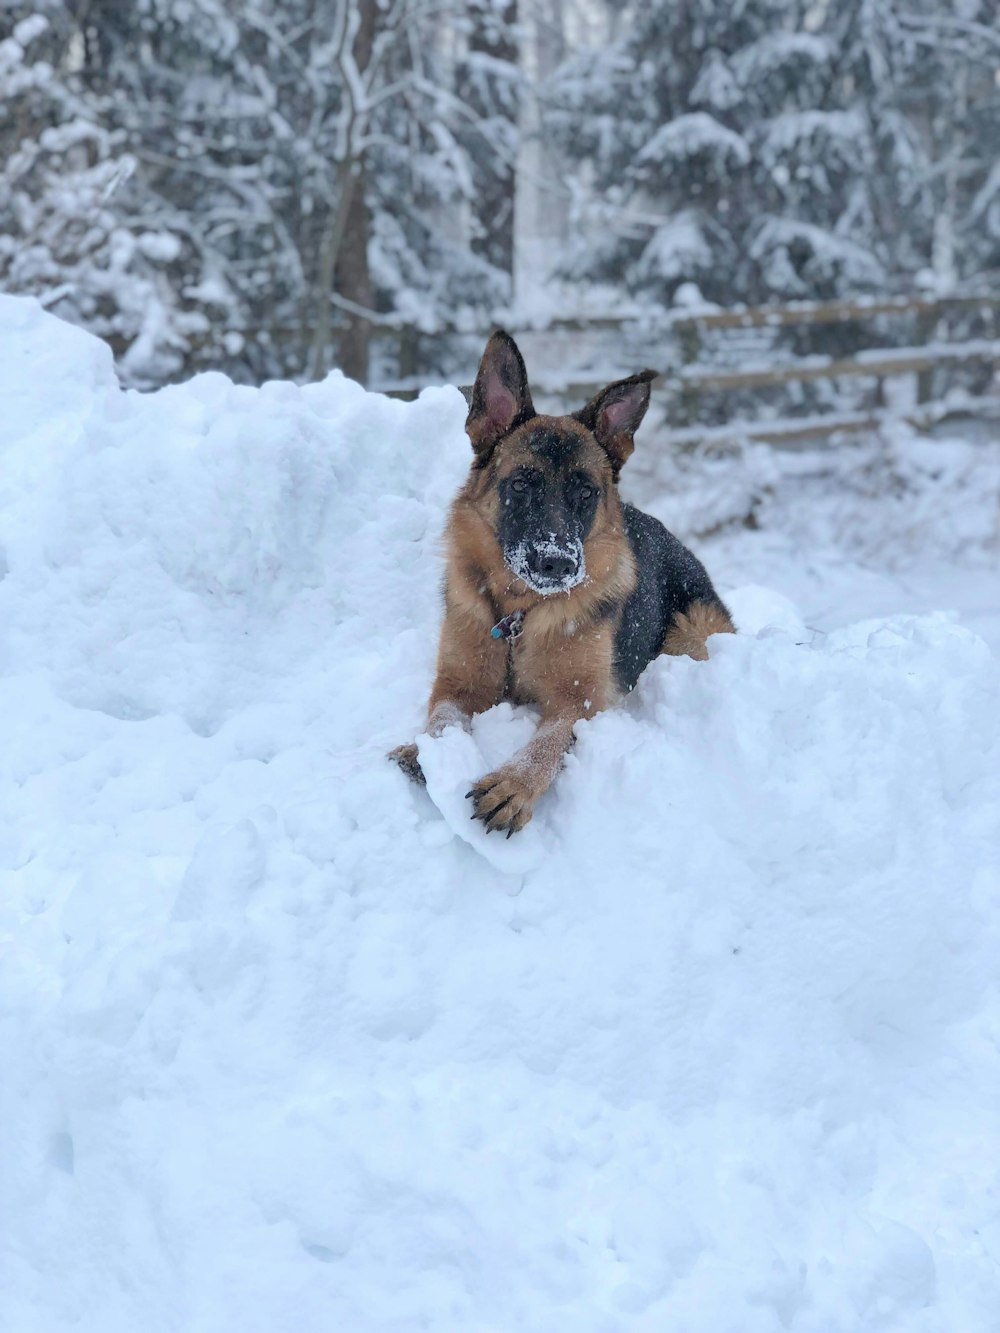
[1,1,520,386]
[0,5,208,384]
[545,0,999,306]
[455,0,520,278]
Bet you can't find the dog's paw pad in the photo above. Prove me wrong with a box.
[467,766,536,836]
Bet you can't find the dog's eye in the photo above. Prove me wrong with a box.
[511,478,529,493]
[578,485,595,502]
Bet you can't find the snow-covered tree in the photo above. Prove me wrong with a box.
[545,0,1000,307]
[0,5,210,384]
[455,0,520,278]
[351,0,515,379]
[877,0,1000,290]
[2,1,520,385]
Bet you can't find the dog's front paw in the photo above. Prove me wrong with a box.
[388,742,425,786]
[466,765,537,837]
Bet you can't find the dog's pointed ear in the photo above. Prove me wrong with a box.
[466,330,535,462]
[574,370,657,479]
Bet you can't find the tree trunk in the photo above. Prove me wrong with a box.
[307,164,358,381]
[335,168,373,384]
[307,0,377,382]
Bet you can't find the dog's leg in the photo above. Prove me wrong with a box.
[466,710,579,836]
[466,618,616,834]
[389,606,508,784]
[660,598,735,661]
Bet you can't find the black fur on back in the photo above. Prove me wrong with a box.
[613,504,725,692]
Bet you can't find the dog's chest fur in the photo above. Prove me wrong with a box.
[450,498,721,704]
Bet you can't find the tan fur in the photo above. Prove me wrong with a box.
[427,600,507,720]
[448,415,635,634]
[401,416,640,832]
[466,715,577,835]
[660,599,736,661]
[391,377,729,832]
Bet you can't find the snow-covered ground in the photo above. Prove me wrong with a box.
[2,295,999,1332]
[635,422,1000,655]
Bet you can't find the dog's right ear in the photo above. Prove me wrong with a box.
[465,330,535,462]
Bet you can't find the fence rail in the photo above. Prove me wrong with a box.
[663,396,1000,450]
[637,292,1000,333]
[491,292,1000,337]
[377,290,1000,444]
[675,338,1000,394]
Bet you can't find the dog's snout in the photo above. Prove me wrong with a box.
[528,546,578,581]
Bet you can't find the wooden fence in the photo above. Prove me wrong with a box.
[377,291,1000,446]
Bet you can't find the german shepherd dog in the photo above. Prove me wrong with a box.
[390,330,734,836]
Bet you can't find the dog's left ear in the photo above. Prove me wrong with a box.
[466,329,535,463]
[574,370,657,479]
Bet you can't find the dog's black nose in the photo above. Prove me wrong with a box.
[528,547,578,581]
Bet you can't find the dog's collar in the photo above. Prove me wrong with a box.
[490,611,525,642]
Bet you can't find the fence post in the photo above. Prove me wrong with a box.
[399,324,419,387]
[675,321,701,429]
[916,306,938,404]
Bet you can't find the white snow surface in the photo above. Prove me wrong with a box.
[2,296,1000,1332]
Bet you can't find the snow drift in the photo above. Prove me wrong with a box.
[1,296,999,1332]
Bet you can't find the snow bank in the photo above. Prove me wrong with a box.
[2,296,999,1332]
[631,416,1000,570]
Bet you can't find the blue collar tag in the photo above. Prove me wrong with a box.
[491,611,525,641]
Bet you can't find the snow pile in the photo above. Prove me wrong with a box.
[2,296,999,1332]
[632,422,1000,567]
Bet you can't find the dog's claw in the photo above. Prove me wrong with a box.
[465,765,536,838]
[482,796,512,827]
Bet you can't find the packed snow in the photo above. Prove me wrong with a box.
[2,296,999,1332]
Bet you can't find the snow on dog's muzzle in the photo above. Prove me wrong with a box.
[506,537,586,595]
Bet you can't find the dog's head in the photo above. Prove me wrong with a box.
[464,330,655,596]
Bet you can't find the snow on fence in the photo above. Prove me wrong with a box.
[379,291,1000,446]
